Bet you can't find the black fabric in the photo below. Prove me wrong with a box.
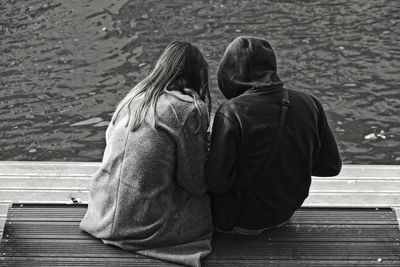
[217,36,283,100]
[212,89,290,231]
[206,36,342,230]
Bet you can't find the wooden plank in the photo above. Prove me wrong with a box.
[314,176,400,181]
[2,258,400,267]
[1,207,388,220]
[1,178,399,192]
[395,208,400,229]
[0,218,5,239]
[4,221,399,241]
[1,162,399,179]
[1,162,400,241]
[0,257,176,267]
[0,190,88,203]
[304,193,400,207]
[1,162,400,207]
[3,176,400,193]
[1,205,400,266]
[0,204,9,216]
[1,239,399,260]
[208,242,400,260]
[337,165,400,178]
[0,161,99,176]
[5,205,398,226]
[0,203,10,238]
[2,190,400,207]
[310,179,400,192]
[0,177,90,188]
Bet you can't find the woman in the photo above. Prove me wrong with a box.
[80,41,213,267]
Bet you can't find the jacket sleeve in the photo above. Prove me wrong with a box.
[312,101,342,177]
[206,112,240,194]
[176,106,209,195]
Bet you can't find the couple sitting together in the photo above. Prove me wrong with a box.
[80,36,342,267]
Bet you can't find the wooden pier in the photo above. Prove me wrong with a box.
[1,162,400,266]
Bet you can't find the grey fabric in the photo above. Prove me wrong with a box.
[80,90,213,267]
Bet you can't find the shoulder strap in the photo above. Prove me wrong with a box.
[274,88,290,153]
[241,88,290,201]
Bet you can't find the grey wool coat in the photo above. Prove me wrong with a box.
[80,90,213,267]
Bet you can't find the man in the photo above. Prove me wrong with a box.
[206,36,342,234]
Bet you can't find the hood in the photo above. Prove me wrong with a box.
[217,36,283,99]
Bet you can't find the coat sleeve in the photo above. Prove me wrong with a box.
[312,101,342,177]
[176,106,209,195]
[205,112,240,194]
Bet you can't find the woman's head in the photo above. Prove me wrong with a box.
[155,41,209,99]
[112,41,211,131]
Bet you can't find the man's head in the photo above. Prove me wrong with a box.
[217,36,282,99]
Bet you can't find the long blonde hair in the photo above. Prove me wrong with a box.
[112,41,211,133]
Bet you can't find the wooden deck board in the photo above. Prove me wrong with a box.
[3,191,400,208]
[1,204,399,266]
[1,162,400,237]
[0,163,399,207]
[3,177,400,192]
[5,222,399,241]
[3,240,399,259]
[3,204,397,223]
[1,161,399,177]
[3,258,400,267]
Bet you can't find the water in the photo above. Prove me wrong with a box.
[1,0,399,163]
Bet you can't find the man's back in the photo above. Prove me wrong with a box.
[206,36,341,231]
[207,87,341,229]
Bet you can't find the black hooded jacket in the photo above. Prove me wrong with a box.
[206,37,342,230]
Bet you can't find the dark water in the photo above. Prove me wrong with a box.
[1,0,399,163]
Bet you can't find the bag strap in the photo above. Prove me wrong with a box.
[273,88,290,157]
[241,88,290,202]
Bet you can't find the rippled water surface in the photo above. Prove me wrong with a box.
[1,0,399,163]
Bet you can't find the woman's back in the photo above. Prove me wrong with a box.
[80,91,213,266]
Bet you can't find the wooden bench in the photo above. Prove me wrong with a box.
[1,162,400,266]
[2,204,400,266]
